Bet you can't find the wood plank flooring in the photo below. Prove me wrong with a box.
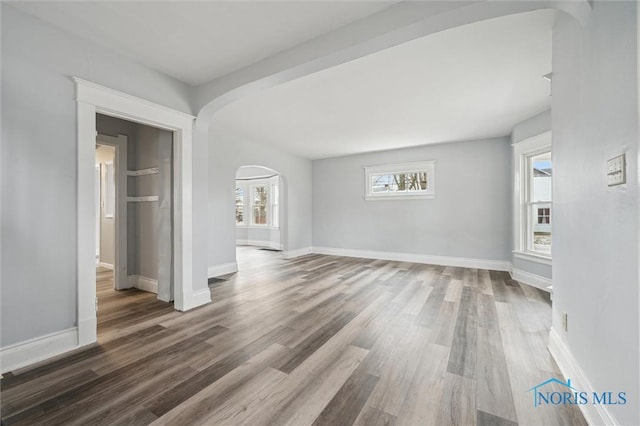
[1,248,586,425]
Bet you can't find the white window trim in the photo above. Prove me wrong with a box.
[364,160,436,200]
[74,77,201,349]
[513,131,552,263]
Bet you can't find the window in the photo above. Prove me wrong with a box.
[528,152,552,254]
[514,131,552,260]
[252,185,268,225]
[271,181,279,228]
[235,186,244,224]
[235,176,280,228]
[364,161,435,200]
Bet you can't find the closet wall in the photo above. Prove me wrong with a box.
[96,114,173,299]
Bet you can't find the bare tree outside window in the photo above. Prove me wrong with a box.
[253,185,268,225]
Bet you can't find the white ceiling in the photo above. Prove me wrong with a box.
[213,10,555,159]
[10,1,397,85]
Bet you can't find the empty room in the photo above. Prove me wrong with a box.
[1,1,638,425]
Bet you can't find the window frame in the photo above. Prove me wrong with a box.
[513,131,552,262]
[364,160,436,201]
[235,176,280,229]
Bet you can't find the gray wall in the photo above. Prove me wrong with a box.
[208,124,312,270]
[312,137,512,261]
[131,125,162,280]
[0,2,191,348]
[511,110,552,280]
[98,115,168,282]
[95,145,115,266]
[552,3,638,424]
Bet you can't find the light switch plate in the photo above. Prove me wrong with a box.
[607,154,626,186]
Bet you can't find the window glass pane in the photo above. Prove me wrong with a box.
[371,171,428,193]
[235,187,244,224]
[253,185,268,225]
[527,151,552,255]
[531,152,552,202]
[531,203,551,254]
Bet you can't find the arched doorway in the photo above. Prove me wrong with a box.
[234,165,286,270]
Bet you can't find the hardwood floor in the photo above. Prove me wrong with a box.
[1,248,586,425]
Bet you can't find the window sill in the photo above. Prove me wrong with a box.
[513,251,552,266]
[236,225,279,230]
[365,194,436,201]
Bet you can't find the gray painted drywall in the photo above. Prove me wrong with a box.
[95,145,115,266]
[511,110,552,280]
[236,166,277,180]
[133,125,160,280]
[0,4,192,347]
[552,3,638,424]
[513,257,551,278]
[208,124,311,270]
[312,137,511,261]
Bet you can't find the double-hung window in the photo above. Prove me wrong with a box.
[514,131,552,259]
[252,184,268,225]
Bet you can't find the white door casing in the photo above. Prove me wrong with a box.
[75,77,205,347]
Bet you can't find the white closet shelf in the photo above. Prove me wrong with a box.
[127,196,159,202]
[127,167,159,176]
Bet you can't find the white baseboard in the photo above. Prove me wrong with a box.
[180,288,212,311]
[283,247,313,259]
[511,268,552,292]
[208,262,238,278]
[98,262,114,270]
[236,239,283,251]
[548,328,618,425]
[1,328,78,374]
[127,275,158,294]
[311,246,511,271]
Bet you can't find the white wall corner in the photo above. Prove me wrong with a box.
[283,247,313,259]
[548,328,619,426]
[180,288,212,312]
[1,328,78,374]
[311,246,511,271]
[208,262,238,278]
[510,268,552,292]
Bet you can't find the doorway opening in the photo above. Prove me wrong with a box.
[235,165,285,270]
[94,115,175,340]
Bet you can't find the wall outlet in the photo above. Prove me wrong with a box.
[607,154,626,186]
[562,312,568,332]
